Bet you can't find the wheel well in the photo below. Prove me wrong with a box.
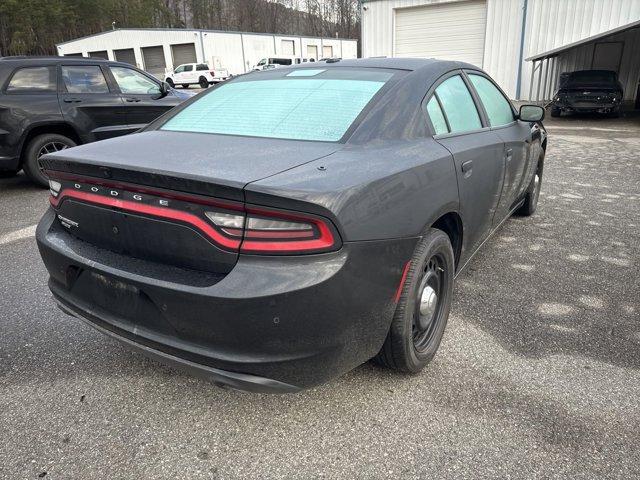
[432,212,463,268]
[20,124,81,164]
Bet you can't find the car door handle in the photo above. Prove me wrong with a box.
[124,98,141,103]
[461,160,473,176]
[505,148,513,162]
[63,98,82,103]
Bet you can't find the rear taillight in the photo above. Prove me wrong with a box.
[210,70,216,77]
[46,172,340,255]
[204,207,338,254]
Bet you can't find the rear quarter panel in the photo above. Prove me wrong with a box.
[245,137,458,242]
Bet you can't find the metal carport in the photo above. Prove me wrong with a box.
[526,19,640,109]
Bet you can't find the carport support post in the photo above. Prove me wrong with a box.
[541,57,550,102]
[547,56,557,100]
[529,60,537,101]
[536,59,543,104]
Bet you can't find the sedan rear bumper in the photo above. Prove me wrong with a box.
[553,100,620,113]
[37,208,417,391]
[54,296,300,393]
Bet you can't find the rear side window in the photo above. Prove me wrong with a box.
[196,64,209,71]
[468,74,514,126]
[6,67,56,93]
[162,69,393,142]
[434,75,481,133]
[61,66,109,94]
[426,97,448,135]
[184,65,193,72]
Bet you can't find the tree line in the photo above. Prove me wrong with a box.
[0,0,360,56]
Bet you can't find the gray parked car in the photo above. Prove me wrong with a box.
[37,58,546,392]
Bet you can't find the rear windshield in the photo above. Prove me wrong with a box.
[161,68,394,142]
[568,71,616,84]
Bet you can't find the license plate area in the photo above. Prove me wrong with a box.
[70,270,177,337]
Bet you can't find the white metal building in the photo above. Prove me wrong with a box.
[361,0,640,105]
[56,28,358,78]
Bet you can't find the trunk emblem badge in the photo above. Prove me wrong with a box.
[57,215,78,229]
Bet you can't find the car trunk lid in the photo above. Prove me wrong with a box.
[41,130,341,200]
[42,131,341,275]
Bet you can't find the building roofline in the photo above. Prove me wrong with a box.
[526,19,640,61]
[56,28,358,48]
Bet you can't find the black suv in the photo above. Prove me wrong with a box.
[0,56,192,186]
[551,70,623,118]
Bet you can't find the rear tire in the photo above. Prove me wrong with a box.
[181,84,189,89]
[23,133,76,187]
[375,228,454,373]
[517,155,544,216]
[550,107,561,117]
[199,76,209,89]
[166,78,175,88]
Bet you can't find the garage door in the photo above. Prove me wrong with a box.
[171,43,197,67]
[89,50,109,59]
[307,45,318,60]
[394,0,487,67]
[114,48,137,66]
[142,45,166,78]
[281,40,295,55]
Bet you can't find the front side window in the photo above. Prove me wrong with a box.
[257,59,266,66]
[468,74,514,126]
[161,68,394,142]
[6,67,56,93]
[111,66,160,95]
[426,96,448,135]
[174,65,185,73]
[434,75,482,133]
[61,66,109,94]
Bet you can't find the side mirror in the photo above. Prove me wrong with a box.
[152,82,169,99]
[519,104,545,122]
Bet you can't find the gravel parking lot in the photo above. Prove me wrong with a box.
[1,114,639,479]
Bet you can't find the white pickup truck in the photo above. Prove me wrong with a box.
[165,63,229,89]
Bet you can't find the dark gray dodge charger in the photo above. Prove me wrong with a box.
[36,58,547,392]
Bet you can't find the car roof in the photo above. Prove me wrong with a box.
[290,57,478,73]
[569,69,616,74]
[0,56,114,65]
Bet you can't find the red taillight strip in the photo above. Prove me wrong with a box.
[393,261,411,303]
[50,189,241,250]
[46,171,243,211]
[240,207,336,253]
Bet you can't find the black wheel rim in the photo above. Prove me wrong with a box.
[412,253,446,352]
[37,142,69,175]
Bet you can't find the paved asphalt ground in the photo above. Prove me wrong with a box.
[1,114,639,479]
